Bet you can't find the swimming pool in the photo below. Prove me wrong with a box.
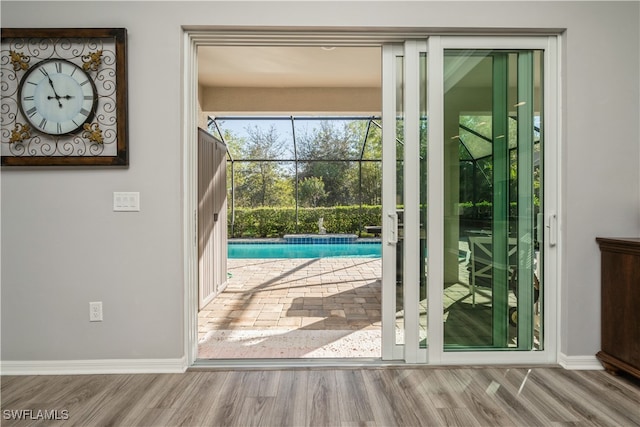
[228,242,381,259]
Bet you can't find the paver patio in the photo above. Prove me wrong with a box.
[198,257,382,358]
[197,251,537,358]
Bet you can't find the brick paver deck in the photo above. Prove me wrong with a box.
[198,257,382,358]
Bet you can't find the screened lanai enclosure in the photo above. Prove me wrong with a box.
[208,115,384,238]
[206,113,539,241]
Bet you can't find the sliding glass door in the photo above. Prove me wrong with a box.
[442,49,543,352]
[382,37,556,364]
[381,42,428,362]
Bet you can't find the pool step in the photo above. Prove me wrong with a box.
[282,234,358,244]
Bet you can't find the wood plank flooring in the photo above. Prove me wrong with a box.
[2,366,639,426]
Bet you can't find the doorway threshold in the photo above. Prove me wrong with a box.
[189,358,407,370]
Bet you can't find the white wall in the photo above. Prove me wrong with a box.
[1,1,639,364]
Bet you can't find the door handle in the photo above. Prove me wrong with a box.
[546,213,557,247]
[536,213,543,244]
[387,211,398,245]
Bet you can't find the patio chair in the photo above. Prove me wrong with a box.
[468,235,540,325]
[467,236,518,306]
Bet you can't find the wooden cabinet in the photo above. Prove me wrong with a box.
[595,237,640,379]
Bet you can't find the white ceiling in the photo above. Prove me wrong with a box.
[198,46,381,88]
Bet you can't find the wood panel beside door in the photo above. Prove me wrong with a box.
[198,128,228,310]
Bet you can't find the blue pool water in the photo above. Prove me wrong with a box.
[228,242,381,259]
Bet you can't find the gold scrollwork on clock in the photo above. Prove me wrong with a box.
[9,50,30,71]
[82,50,103,72]
[9,123,31,143]
[82,123,104,144]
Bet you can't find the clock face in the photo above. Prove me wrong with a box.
[18,59,98,136]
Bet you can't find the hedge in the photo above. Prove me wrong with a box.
[229,205,382,238]
[228,201,539,238]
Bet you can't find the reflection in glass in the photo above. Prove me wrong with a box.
[395,55,405,346]
[443,50,543,351]
[419,52,428,348]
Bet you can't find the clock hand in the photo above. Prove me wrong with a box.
[49,95,75,100]
[47,76,63,108]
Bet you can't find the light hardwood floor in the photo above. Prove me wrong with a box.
[2,366,639,426]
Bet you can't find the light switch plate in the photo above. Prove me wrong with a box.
[113,192,140,212]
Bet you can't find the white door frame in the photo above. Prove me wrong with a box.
[426,36,560,365]
[182,28,561,368]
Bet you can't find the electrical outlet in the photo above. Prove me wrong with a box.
[89,301,103,322]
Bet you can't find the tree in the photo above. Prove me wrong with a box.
[222,118,385,210]
[298,176,327,207]
[228,124,294,207]
[297,120,359,206]
[353,120,382,205]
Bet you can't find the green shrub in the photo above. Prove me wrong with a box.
[228,205,382,238]
[228,201,541,238]
[458,200,540,219]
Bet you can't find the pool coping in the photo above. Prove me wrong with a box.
[229,237,382,244]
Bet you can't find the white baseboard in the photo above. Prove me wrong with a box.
[558,353,604,370]
[0,355,604,374]
[1,357,187,375]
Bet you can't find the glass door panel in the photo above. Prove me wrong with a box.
[381,45,404,360]
[384,39,551,363]
[419,52,428,349]
[381,42,427,362]
[395,54,405,347]
[442,49,544,351]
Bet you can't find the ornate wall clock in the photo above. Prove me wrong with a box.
[1,28,128,166]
